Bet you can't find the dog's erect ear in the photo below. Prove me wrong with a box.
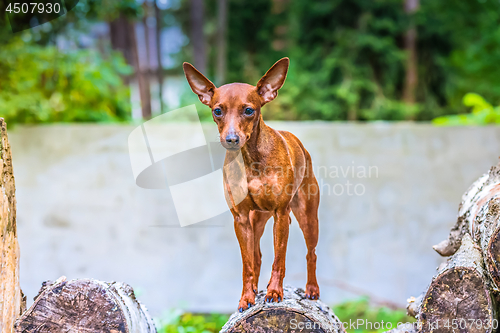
[183,62,216,106]
[256,57,289,106]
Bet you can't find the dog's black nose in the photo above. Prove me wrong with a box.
[225,134,240,146]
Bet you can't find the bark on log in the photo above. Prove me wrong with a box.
[14,277,156,333]
[471,194,500,290]
[0,118,24,333]
[433,163,500,257]
[220,286,345,333]
[433,162,500,289]
[415,234,497,333]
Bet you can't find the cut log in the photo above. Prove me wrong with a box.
[419,234,497,333]
[14,277,156,333]
[433,162,500,290]
[433,172,489,257]
[433,163,500,257]
[0,118,24,333]
[220,286,345,333]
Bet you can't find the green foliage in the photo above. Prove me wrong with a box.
[0,0,141,125]
[275,0,410,121]
[333,297,415,333]
[433,93,500,125]
[0,38,133,124]
[155,310,228,333]
[2,0,500,123]
[173,0,500,122]
[224,0,287,85]
[0,0,142,45]
[417,0,500,112]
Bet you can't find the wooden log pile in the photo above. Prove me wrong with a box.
[408,162,500,333]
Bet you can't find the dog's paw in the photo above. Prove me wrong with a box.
[305,283,320,300]
[252,284,259,295]
[264,287,283,303]
[237,293,255,312]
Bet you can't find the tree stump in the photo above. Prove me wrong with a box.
[220,286,345,333]
[14,277,157,333]
[0,118,24,333]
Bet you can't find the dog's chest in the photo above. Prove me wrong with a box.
[245,164,295,209]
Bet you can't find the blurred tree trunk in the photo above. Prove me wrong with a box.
[402,0,419,119]
[129,21,152,119]
[142,3,154,118]
[155,0,164,113]
[109,15,133,67]
[143,3,151,73]
[190,0,207,73]
[109,15,152,119]
[216,0,228,86]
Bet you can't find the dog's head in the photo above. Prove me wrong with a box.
[183,58,289,150]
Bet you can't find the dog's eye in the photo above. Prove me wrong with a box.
[213,108,222,116]
[244,107,255,116]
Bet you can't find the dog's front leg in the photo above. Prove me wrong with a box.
[265,207,291,303]
[233,209,256,312]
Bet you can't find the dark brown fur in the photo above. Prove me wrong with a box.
[183,58,320,311]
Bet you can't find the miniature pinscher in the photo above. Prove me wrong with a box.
[183,58,320,312]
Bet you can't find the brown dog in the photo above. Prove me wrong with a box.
[183,58,320,312]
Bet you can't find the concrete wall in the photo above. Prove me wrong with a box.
[9,122,500,316]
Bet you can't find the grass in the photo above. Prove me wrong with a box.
[155,309,229,333]
[332,297,415,332]
[155,297,415,333]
